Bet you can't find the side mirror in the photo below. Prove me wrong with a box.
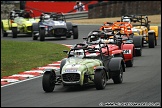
[63,50,68,54]
[83,37,87,40]
[148,21,151,23]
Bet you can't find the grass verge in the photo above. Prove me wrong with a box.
[1,40,70,78]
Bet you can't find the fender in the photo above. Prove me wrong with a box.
[109,57,125,72]
[121,44,134,60]
[2,20,11,30]
[72,24,78,27]
[60,58,67,74]
[95,66,108,79]
[43,69,57,79]
[149,26,158,39]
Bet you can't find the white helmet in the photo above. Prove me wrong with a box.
[74,49,84,58]
[43,14,50,20]
[123,17,131,23]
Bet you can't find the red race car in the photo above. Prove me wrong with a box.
[82,30,134,67]
[100,21,143,57]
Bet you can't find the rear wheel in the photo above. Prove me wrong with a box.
[112,64,123,84]
[133,36,143,56]
[125,59,133,67]
[12,27,17,38]
[40,28,45,41]
[42,71,56,92]
[135,48,142,56]
[32,23,39,40]
[148,33,155,48]
[94,69,107,90]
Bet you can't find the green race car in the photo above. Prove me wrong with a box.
[1,9,40,38]
[42,42,125,92]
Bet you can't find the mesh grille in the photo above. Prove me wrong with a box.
[62,73,80,82]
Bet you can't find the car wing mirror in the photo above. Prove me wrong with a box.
[148,21,151,23]
[83,37,87,40]
[63,50,68,54]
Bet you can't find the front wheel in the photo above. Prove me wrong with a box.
[94,69,107,90]
[12,27,17,38]
[42,71,56,92]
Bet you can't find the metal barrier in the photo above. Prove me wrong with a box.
[64,11,88,20]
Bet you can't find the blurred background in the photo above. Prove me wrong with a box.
[1,1,161,19]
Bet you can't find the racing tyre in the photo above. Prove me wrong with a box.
[33,35,38,40]
[94,69,107,90]
[12,27,17,38]
[73,26,78,39]
[39,28,45,41]
[42,71,56,92]
[148,33,155,48]
[32,23,39,40]
[112,64,123,84]
[1,22,8,37]
[133,36,142,56]
[135,48,142,57]
[125,59,133,67]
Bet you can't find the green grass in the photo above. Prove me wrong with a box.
[1,40,70,78]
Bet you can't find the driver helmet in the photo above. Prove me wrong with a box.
[122,17,131,23]
[43,14,50,21]
[89,31,100,42]
[74,49,84,58]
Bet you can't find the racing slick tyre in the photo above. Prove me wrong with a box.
[112,64,123,84]
[32,23,39,40]
[42,70,56,92]
[12,27,17,38]
[148,33,155,48]
[94,69,107,90]
[133,36,142,56]
[39,28,45,41]
[125,59,133,67]
[32,30,38,40]
[1,22,8,37]
[73,26,78,39]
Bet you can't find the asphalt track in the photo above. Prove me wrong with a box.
[1,25,161,107]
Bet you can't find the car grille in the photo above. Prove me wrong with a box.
[62,73,80,82]
[54,28,67,35]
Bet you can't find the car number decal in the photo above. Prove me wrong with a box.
[123,49,131,54]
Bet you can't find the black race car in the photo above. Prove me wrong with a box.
[32,12,78,41]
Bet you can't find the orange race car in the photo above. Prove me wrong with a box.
[99,21,143,56]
